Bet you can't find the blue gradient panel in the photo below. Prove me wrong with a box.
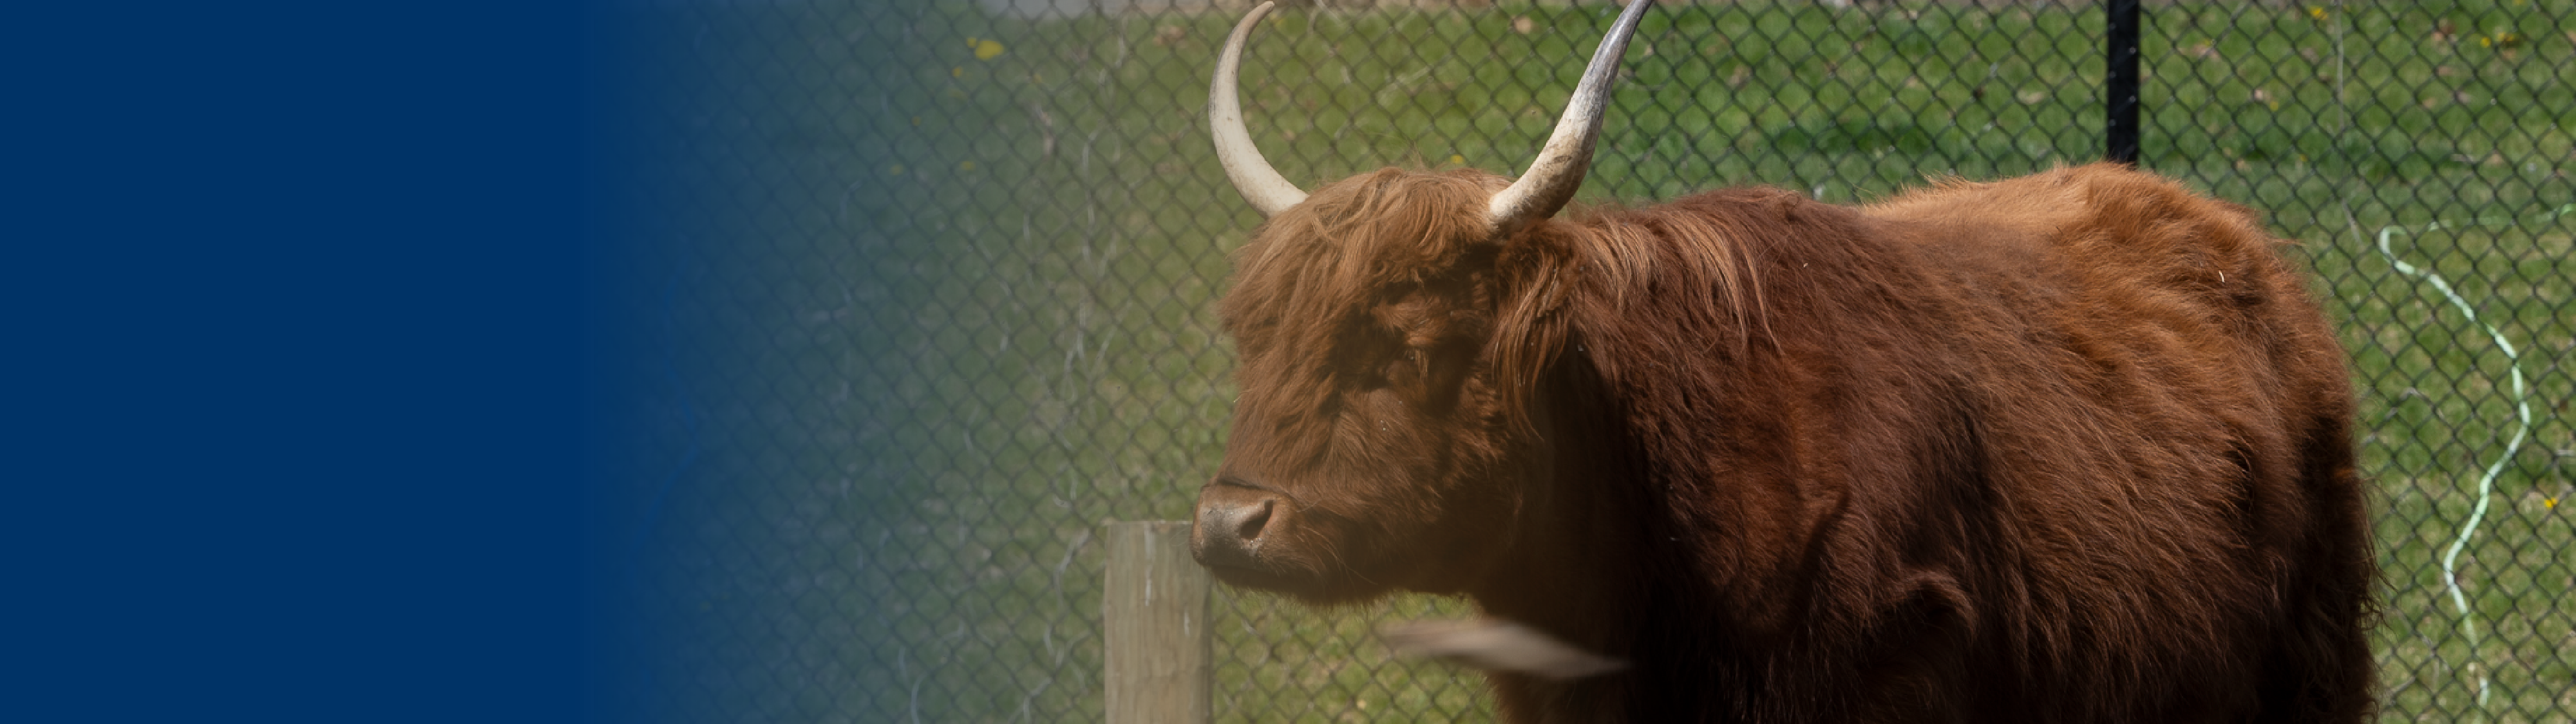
[2,3,606,721]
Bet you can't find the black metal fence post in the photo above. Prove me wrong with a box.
[2105,0,2142,165]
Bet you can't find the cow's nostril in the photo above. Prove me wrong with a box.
[1194,488,1283,571]
[1235,498,1274,542]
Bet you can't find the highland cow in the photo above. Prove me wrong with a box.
[1188,2,2376,723]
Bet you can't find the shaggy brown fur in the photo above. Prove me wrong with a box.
[1197,163,2374,724]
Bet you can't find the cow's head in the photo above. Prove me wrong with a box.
[1191,1,1650,603]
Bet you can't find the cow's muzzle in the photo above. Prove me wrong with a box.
[1191,476,1281,571]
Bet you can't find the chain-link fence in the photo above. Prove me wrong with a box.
[618,1,2575,721]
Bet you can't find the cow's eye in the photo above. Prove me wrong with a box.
[1385,348,1429,390]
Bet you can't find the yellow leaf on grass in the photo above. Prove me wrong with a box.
[974,39,1005,60]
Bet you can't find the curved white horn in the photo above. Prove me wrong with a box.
[1487,0,1653,234]
[1210,1,1307,217]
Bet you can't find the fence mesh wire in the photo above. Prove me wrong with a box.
[621,1,2576,721]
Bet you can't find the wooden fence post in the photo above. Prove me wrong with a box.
[1105,520,1212,724]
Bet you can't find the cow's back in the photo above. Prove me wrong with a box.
[1851,163,2374,723]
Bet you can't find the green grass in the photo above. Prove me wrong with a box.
[633,1,2576,721]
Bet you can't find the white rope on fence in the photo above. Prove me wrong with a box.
[2367,201,2575,714]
